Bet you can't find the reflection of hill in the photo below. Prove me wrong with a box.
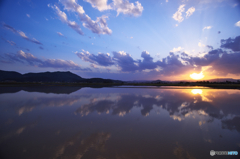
[0,86,82,94]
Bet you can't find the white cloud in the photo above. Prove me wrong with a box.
[198,42,205,47]
[18,31,28,39]
[173,4,185,23]
[186,7,195,18]
[51,5,84,35]
[202,26,212,31]
[26,14,30,18]
[112,0,143,17]
[57,0,112,35]
[84,0,143,17]
[57,32,64,36]
[235,21,240,27]
[84,0,110,11]
[171,47,184,52]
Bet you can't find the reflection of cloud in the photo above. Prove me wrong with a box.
[174,142,196,159]
[1,119,39,142]
[75,94,164,117]
[222,116,240,133]
[74,89,240,129]
[199,121,206,126]
[204,138,213,143]
[54,132,82,159]
[76,132,111,158]
[53,131,110,159]
[2,94,89,115]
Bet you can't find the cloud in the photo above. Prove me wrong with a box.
[198,42,205,47]
[182,44,240,76]
[26,14,30,18]
[203,26,212,31]
[206,45,213,50]
[112,51,139,72]
[57,0,112,35]
[76,50,114,66]
[57,32,64,36]
[3,23,42,45]
[235,21,240,27]
[111,0,143,17]
[186,7,195,18]
[83,0,110,11]
[138,51,158,70]
[220,35,240,51]
[84,0,143,17]
[2,50,91,71]
[171,47,184,52]
[50,5,84,35]
[77,50,194,75]
[84,35,240,77]
[173,4,185,23]
[7,40,16,46]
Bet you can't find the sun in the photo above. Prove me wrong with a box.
[190,72,204,80]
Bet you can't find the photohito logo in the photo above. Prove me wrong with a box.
[210,150,238,156]
[210,150,215,156]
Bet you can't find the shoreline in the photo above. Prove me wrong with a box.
[1,82,240,89]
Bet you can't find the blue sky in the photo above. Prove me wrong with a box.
[0,0,240,81]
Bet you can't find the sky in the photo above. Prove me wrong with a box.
[0,0,240,81]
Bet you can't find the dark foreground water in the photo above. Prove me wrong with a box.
[0,86,240,159]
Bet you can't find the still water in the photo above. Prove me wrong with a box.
[0,86,240,159]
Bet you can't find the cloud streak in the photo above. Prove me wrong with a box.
[203,26,212,31]
[3,23,42,45]
[2,50,91,71]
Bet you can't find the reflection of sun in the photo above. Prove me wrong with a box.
[190,72,204,80]
[191,89,202,94]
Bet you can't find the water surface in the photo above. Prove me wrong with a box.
[0,87,240,159]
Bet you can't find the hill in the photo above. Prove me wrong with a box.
[0,70,122,83]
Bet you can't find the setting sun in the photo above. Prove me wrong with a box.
[190,72,204,80]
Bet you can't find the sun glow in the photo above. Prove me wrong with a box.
[190,72,204,80]
[191,89,202,94]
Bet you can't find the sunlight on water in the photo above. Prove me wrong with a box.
[191,89,203,94]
